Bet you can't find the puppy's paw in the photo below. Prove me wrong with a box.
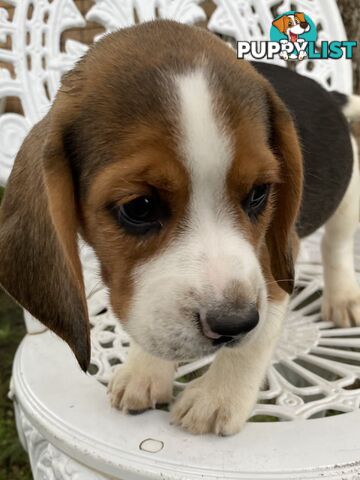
[108,364,174,413]
[170,374,250,436]
[322,287,360,328]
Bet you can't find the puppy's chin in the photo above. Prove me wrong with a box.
[121,321,220,361]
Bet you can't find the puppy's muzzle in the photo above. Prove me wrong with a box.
[197,306,259,346]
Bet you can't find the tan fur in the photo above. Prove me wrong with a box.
[225,80,302,297]
[83,137,190,322]
[262,85,303,295]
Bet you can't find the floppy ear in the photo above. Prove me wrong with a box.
[265,85,303,295]
[272,16,287,33]
[0,114,90,371]
[295,12,306,23]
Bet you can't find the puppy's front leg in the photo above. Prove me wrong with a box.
[109,342,175,412]
[171,298,288,435]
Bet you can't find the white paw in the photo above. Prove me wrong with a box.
[322,287,360,328]
[298,51,307,61]
[108,364,173,413]
[280,51,289,61]
[170,374,251,436]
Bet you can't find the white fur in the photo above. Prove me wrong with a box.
[121,68,267,361]
[175,69,231,188]
[342,95,360,122]
[171,296,289,435]
[175,69,260,300]
[321,135,360,327]
[108,342,175,411]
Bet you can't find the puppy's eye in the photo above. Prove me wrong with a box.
[112,194,166,235]
[243,184,270,219]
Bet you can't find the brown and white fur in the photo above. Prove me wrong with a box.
[0,20,359,436]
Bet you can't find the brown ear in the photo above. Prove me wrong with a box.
[272,16,287,33]
[295,12,306,23]
[0,115,90,371]
[265,85,303,295]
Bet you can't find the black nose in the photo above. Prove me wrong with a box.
[206,306,259,338]
[300,21,308,28]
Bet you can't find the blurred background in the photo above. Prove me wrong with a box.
[0,1,359,478]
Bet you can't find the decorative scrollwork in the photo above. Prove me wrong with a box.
[15,404,110,479]
[0,113,30,184]
[0,0,206,185]
[86,0,206,31]
[0,0,88,184]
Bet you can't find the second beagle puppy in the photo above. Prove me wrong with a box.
[0,20,359,435]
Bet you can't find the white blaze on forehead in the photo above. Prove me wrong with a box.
[172,68,261,298]
[175,68,232,214]
[175,70,231,181]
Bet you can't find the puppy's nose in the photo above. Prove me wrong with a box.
[300,21,308,28]
[206,307,259,337]
[197,306,259,344]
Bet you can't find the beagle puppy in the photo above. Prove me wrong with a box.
[1,20,359,436]
[272,12,310,43]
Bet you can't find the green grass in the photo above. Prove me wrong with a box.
[0,186,32,479]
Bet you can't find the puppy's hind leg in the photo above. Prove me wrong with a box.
[321,135,360,327]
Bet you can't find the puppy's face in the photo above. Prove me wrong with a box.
[0,21,303,368]
[83,76,278,360]
[273,13,309,38]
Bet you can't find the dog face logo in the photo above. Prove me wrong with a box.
[272,12,310,43]
[270,11,316,61]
